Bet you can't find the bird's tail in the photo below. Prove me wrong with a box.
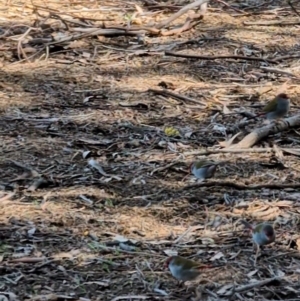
[240,220,254,230]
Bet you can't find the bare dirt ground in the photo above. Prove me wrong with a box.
[1,0,300,300]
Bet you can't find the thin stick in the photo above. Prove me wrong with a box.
[260,66,298,78]
[111,295,149,301]
[254,244,259,266]
[288,0,300,17]
[235,277,281,293]
[156,0,208,29]
[244,20,300,26]
[165,51,277,64]
[182,147,300,156]
[181,181,300,191]
[148,88,207,106]
[214,0,246,14]
[274,54,300,62]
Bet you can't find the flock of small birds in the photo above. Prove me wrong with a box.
[190,93,290,178]
[164,215,276,284]
[164,93,289,284]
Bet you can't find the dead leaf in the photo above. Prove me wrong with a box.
[82,151,91,159]
[134,4,144,14]
[276,269,285,277]
[83,96,93,103]
[247,270,258,277]
[88,159,122,180]
[153,288,168,296]
[114,235,137,245]
[212,124,227,136]
[167,142,177,152]
[84,281,109,287]
[82,52,91,58]
[79,195,94,205]
[5,292,19,301]
[163,249,178,256]
[216,283,234,295]
[219,132,242,148]
[276,79,290,94]
[209,251,224,261]
[119,243,136,251]
[273,144,284,163]
[201,237,215,245]
[282,148,300,156]
[223,104,231,114]
[27,228,36,237]
[119,102,148,110]
[78,138,113,145]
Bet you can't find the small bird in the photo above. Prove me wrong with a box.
[190,160,218,181]
[241,220,275,264]
[164,256,212,283]
[248,93,290,121]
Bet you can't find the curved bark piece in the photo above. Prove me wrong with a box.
[156,0,208,29]
[231,114,300,148]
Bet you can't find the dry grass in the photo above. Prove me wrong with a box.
[1,0,300,300]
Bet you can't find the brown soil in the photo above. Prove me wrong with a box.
[1,0,300,300]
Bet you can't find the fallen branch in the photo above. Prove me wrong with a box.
[148,88,207,106]
[214,0,246,14]
[165,51,277,64]
[182,181,300,191]
[231,114,300,148]
[68,27,145,38]
[161,15,203,36]
[105,26,160,35]
[288,0,300,17]
[274,54,300,62]
[150,161,183,175]
[7,26,41,61]
[111,296,150,301]
[234,277,281,293]
[156,0,208,29]
[243,20,300,26]
[260,66,299,78]
[182,148,300,156]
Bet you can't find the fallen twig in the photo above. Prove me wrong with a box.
[182,147,300,156]
[231,114,300,148]
[288,0,300,17]
[150,161,183,175]
[182,181,300,191]
[243,20,300,26]
[260,66,299,78]
[161,16,203,36]
[165,51,277,64]
[9,257,47,263]
[111,296,150,301]
[148,88,207,106]
[234,277,281,293]
[156,0,208,29]
[0,192,15,202]
[8,160,40,177]
[274,54,300,62]
[213,0,246,14]
[95,244,165,257]
[7,27,41,61]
